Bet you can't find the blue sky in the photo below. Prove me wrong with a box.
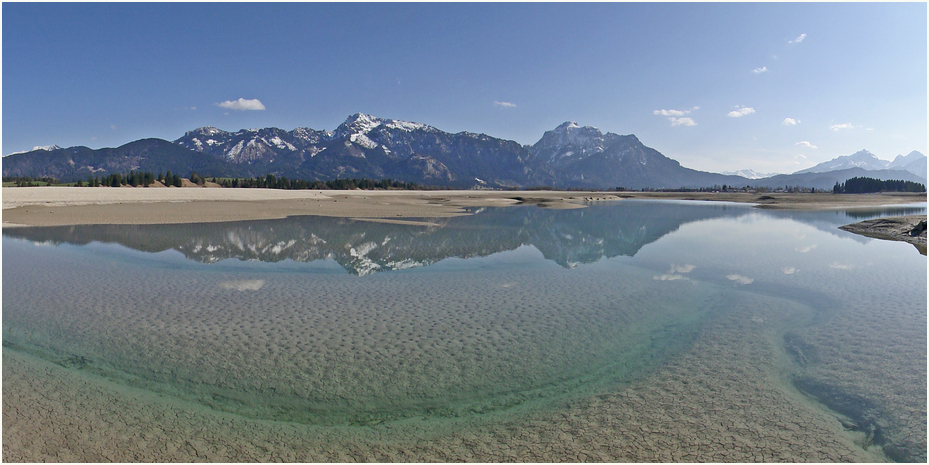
[3,3,926,174]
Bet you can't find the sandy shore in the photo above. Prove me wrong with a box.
[2,187,925,227]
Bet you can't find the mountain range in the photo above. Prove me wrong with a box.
[796,149,927,177]
[3,113,926,190]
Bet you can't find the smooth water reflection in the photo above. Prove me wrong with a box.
[3,200,926,460]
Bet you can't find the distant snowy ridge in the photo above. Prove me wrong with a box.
[6,144,62,156]
[795,149,889,174]
[720,169,779,180]
[795,149,926,177]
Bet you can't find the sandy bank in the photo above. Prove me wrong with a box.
[840,215,927,255]
[2,187,925,227]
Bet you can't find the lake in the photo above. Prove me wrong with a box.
[3,200,925,462]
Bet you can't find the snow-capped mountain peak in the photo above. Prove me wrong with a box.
[184,126,227,137]
[335,113,382,138]
[530,121,615,164]
[794,149,890,174]
[6,144,62,156]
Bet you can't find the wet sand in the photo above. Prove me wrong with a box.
[3,186,925,227]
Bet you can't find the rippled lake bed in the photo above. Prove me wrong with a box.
[3,200,926,462]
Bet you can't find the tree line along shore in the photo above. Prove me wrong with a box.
[4,172,926,194]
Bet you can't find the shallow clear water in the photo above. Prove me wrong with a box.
[3,200,926,460]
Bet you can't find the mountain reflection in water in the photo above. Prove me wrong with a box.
[4,201,757,275]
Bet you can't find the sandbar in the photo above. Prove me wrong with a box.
[840,214,927,255]
[2,186,925,227]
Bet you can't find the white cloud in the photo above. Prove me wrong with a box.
[655,107,698,126]
[796,244,817,253]
[494,101,517,108]
[216,98,266,111]
[795,141,817,149]
[752,66,768,74]
[654,274,687,281]
[109,124,117,130]
[727,106,755,118]
[654,106,699,117]
[794,154,807,160]
[782,118,799,126]
[789,33,807,44]
[669,117,697,126]
[782,267,798,274]
[830,262,853,270]
[654,109,687,116]
[830,123,855,131]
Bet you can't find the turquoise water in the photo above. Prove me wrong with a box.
[3,200,926,460]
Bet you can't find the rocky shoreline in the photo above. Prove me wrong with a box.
[840,215,927,255]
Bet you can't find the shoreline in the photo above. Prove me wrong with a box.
[3,187,925,228]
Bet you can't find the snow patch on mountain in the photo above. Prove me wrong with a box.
[268,136,296,151]
[350,133,379,149]
[385,120,428,132]
[227,140,245,161]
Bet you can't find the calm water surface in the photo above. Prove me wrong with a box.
[3,200,926,461]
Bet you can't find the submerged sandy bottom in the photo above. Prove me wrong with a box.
[3,243,707,426]
[3,289,884,462]
[2,263,909,462]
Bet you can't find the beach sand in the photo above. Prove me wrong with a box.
[2,186,925,227]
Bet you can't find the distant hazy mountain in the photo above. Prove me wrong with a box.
[887,151,927,177]
[721,169,779,180]
[794,149,891,174]
[786,149,926,187]
[752,167,926,191]
[900,157,927,178]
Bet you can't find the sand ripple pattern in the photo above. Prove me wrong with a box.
[3,245,711,425]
